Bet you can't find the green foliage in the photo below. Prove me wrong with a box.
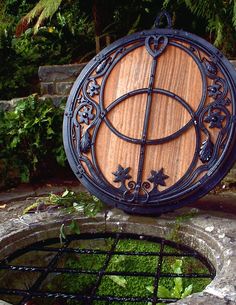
[0,0,235,100]
[0,0,94,99]
[163,0,236,56]
[16,0,64,34]
[0,95,66,188]
[23,189,105,215]
[43,238,211,305]
[156,259,193,299]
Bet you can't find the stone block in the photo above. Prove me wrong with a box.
[38,63,87,82]
[39,95,67,107]
[40,82,55,95]
[55,81,73,95]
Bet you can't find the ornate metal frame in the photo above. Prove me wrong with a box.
[63,12,236,215]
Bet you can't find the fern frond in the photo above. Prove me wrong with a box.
[233,0,236,27]
[16,0,63,36]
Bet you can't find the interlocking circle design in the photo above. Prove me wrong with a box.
[63,23,236,215]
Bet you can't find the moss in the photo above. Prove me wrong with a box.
[162,256,209,274]
[97,275,154,297]
[107,254,158,273]
[43,237,212,305]
[116,239,161,252]
[59,253,107,271]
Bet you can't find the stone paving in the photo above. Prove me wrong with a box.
[0,182,236,305]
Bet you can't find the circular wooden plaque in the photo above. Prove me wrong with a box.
[63,24,236,214]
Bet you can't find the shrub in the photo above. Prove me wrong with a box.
[0,95,67,188]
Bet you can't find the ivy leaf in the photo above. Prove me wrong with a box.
[171,259,182,271]
[172,277,183,298]
[199,138,214,163]
[62,189,70,197]
[10,136,20,148]
[68,220,80,235]
[108,275,127,288]
[158,285,170,298]
[80,130,91,153]
[146,285,154,293]
[73,202,84,213]
[20,166,30,183]
[181,284,193,298]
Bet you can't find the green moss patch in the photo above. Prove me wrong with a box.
[116,239,161,252]
[57,253,107,271]
[97,275,154,297]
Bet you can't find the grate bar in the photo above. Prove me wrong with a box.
[0,288,180,303]
[152,238,165,305]
[0,264,213,279]
[26,246,200,257]
[87,233,121,304]
[0,232,215,305]
[18,241,70,305]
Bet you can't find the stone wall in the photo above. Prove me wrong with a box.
[38,63,87,97]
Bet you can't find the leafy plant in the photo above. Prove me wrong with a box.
[163,0,236,56]
[0,95,66,188]
[146,259,192,305]
[16,0,64,35]
[160,259,193,298]
[23,189,105,215]
[0,0,95,99]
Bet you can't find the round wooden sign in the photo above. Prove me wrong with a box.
[63,14,236,214]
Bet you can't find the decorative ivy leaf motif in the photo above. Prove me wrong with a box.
[148,168,169,191]
[199,138,214,163]
[78,106,94,125]
[112,165,131,184]
[87,80,100,97]
[207,84,221,98]
[96,58,110,74]
[80,130,91,153]
[204,110,225,129]
[203,58,217,75]
[220,98,231,106]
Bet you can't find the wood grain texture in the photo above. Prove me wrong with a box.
[94,43,203,188]
[103,45,152,109]
[95,121,141,186]
[153,45,202,112]
[91,42,230,189]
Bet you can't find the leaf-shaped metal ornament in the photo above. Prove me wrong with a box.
[199,138,214,163]
[203,58,217,75]
[96,58,110,74]
[80,130,91,153]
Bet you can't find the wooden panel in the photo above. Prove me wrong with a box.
[95,121,140,187]
[143,126,196,188]
[154,45,202,112]
[106,93,147,140]
[98,43,202,188]
[103,45,152,109]
[147,93,191,139]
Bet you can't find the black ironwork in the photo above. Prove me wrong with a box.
[0,232,215,305]
[63,11,236,214]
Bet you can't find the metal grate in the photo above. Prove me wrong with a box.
[0,232,215,305]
